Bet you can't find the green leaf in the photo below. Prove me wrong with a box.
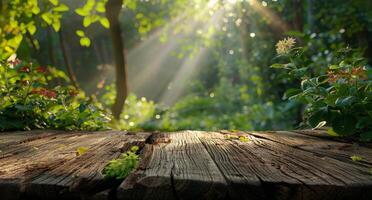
[339,61,350,68]
[360,131,372,142]
[285,30,305,38]
[130,146,139,152]
[239,136,250,142]
[125,0,137,10]
[308,107,328,127]
[79,104,87,112]
[270,63,285,69]
[332,114,357,136]
[32,6,41,15]
[335,96,355,107]
[49,0,59,6]
[83,17,92,27]
[76,30,85,37]
[53,4,69,12]
[327,128,339,136]
[329,65,340,70]
[283,88,302,99]
[75,8,89,16]
[52,20,61,32]
[99,18,110,28]
[76,147,88,156]
[96,2,106,13]
[80,37,91,47]
[27,23,37,35]
[351,155,363,162]
[41,13,53,25]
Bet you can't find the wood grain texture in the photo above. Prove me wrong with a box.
[118,131,228,200]
[0,131,151,200]
[216,131,372,200]
[1,130,372,200]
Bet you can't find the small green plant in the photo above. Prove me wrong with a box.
[351,155,363,162]
[272,38,372,140]
[0,56,110,131]
[103,146,140,179]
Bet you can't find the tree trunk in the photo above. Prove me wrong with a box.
[293,0,304,32]
[106,0,128,119]
[58,29,79,88]
[47,28,57,67]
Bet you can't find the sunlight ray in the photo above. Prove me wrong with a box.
[248,0,290,33]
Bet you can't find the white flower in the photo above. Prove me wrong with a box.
[275,37,296,55]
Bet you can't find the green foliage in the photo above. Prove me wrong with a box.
[0,0,70,59]
[272,40,372,139]
[143,91,278,132]
[100,84,156,131]
[0,57,110,131]
[103,146,139,179]
[75,0,110,29]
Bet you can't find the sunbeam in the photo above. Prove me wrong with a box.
[118,3,225,104]
[247,0,290,33]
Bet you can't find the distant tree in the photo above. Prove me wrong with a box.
[105,0,128,119]
[75,0,189,119]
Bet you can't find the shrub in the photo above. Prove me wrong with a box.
[0,56,110,131]
[272,38,372,140]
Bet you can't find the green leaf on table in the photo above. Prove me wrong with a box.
[76,147,88,156]
[351,155,363,162]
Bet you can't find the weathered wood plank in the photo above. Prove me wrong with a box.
[118,131,228,200]
[247,130,372,166]
[1,130,372,200]
[0,130,60,149]
[208,131,372,200]
[0,131,151,200]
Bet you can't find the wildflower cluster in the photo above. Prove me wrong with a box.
[31,88,57,99]
[327,66,367,84]
[275,37,296,55]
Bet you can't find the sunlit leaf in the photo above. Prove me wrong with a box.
[52,20,61,32]
[83,17,92,27]
[76,30,85,37]
[99,18,110,28]
[239,136,250,142]
[53,4,69,12]
[80,37,91,47]
[96,2,106,13]
[27,23,37,35]
[41,13,53,25]
[75,8,89,16]
[351,155,363,162]
[49,0,59,6]
[76,147,88,156]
